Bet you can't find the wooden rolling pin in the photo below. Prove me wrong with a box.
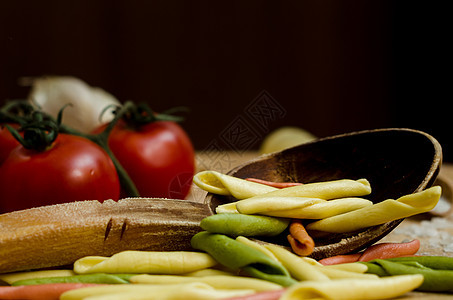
[0,198,211,273]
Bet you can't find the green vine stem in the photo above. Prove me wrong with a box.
[6,111,59,152]
[58,102,140,198]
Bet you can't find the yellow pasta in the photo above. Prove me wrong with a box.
[265,244,330,281]
[0,269,75,285]
[193,172,371,201]
[193,170,277,199]
[300,257,368,274]
[182,268,236,277]
[321,263,368,274]
[235,197,324,215]
[314,267,378,280]
[60,283,254,300]
[246,198,373,219]
[215,202,239,214]
[307,186,441,233]
[130,274,282,291]
[245,178,371,199]
[73,251,217,275]
[279,274,423,300]
[235,236,279,261]
[265,244,375,281]
[231,178,371,216]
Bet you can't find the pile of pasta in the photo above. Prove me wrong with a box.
[0,243,426,299]
[0,171,445,299]
[193,170,441,256]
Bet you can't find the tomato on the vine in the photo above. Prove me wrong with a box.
[96,120,195,199]
[0,133,120,213]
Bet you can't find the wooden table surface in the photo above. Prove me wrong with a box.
[189,151,453,299]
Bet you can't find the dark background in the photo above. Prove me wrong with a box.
[1,1,451,160]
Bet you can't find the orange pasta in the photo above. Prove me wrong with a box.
[245,178,302,189]
[319,240,420,265]
[287,220,315,256]
[358,239,420,262]
[317,253,362,265]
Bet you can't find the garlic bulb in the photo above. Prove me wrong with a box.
[28,76,121,133]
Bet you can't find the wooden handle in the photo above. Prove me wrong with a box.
[0,198,212,273]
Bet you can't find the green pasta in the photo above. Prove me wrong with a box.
[190,231,297,286]
[386,256,453,270]
[360,262,391,277]
[362,259,453,293]
[200,213,290,237]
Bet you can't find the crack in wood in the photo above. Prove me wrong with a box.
[104,217,113,241]
[120,218,129,240]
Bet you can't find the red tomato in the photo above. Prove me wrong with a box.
[0,134,120,213]
[0,124,20,164]
[99,120,195,199]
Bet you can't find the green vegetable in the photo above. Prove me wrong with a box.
[12,273,133,286]
[386,256,453,270]
[190,231,296,286]
[363,259,453,293]
[200,213,290,237]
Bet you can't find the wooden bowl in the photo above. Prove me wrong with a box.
[206,128,442,259]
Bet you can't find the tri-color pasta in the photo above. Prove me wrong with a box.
[0,171,442,299]
[2,238,434,299]
[194,170,441,236]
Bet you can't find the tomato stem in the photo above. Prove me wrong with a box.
[85,100,187,197]
[58,122,140,198]
[95,136,140,197]
[57,102,141,197]
[5,111,59,152]
[117,101,185,129]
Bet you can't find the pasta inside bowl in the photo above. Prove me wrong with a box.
[205,128,442,259]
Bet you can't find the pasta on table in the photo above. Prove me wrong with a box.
[0,244,434,299]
